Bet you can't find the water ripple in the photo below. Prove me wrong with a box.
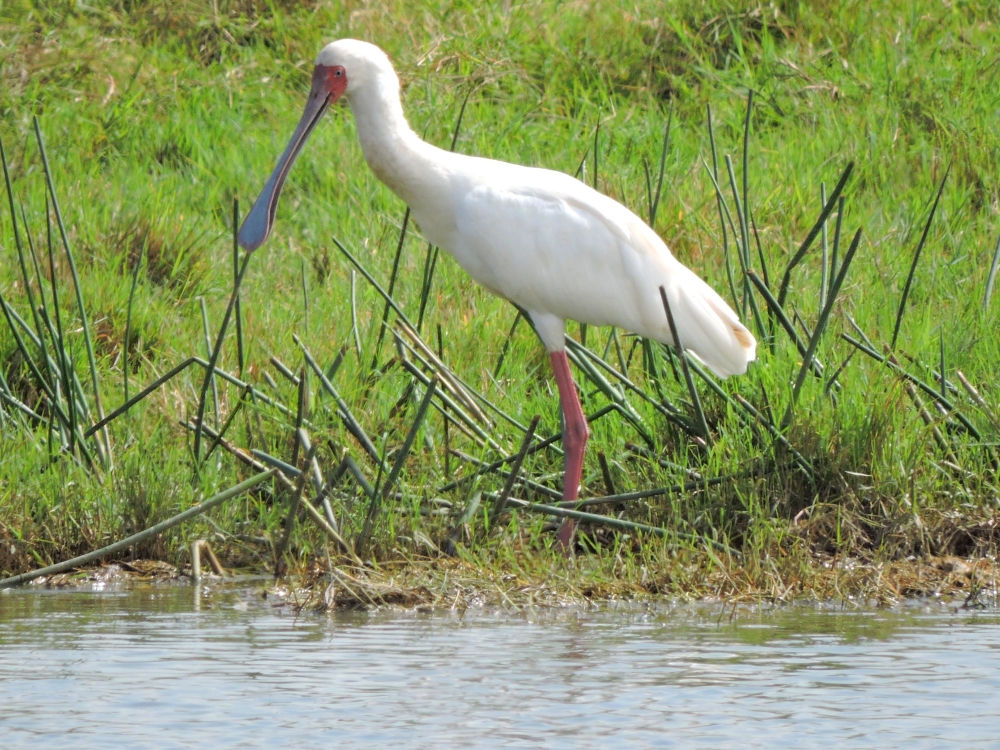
[1,586,998,749]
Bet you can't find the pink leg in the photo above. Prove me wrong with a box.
[550,351,589,549]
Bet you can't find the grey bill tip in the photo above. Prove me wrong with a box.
[238,195,272,252]
[238,164,283,252]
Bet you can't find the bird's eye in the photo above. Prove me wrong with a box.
[335,70,343,77]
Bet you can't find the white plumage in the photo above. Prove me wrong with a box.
[450,171,755,375]
[239,39,756,546]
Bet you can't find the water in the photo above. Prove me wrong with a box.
[2,581,999,749]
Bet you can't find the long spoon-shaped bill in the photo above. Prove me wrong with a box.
[238,64,347,252]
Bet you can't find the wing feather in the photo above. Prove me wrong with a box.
[448,164,755,376]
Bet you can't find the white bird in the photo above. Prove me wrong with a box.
[239,39,756,547]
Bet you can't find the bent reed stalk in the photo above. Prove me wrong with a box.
[0,471,274,589]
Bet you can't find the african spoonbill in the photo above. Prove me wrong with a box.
[239,39,756,547]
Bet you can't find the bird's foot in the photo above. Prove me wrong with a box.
[556,518,575,552]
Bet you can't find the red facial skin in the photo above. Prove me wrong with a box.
[315,64,348,103]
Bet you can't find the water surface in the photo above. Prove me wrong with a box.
[1,581,998,748]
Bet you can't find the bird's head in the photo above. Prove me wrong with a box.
[238,39,393,252]
[315,39,397,101]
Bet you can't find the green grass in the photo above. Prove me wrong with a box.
[1,0,999,597]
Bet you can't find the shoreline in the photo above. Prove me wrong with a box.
[6,548,997,612]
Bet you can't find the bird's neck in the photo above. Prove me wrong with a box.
[346,78,449,211]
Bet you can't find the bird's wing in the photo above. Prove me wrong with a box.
[452,166,755,377]
[453,167,652,317]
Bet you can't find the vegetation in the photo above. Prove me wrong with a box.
[1,0,999,602]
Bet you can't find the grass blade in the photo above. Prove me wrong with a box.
[650,101,672,227]
[659,285,711,446]
[1,135,49,360]
[291,367,309,466]
[575,139,590,181]
[416,244,439,332]
[198,297,220,429]
[437,405,616,494]
[0,389,43,423]
[269,355,300,385]
[274,437,317,562]
[490,414,540,528]
[252,449,300,477]
[371,208,410,370]
[34,117,110,465]
[891,164,950,350]
[565,344,655,446]
[493,310,522,378]
[326,346,347,382]
[598,451,616,495]
[395,322,489,423]
[395,342,504,452]
[449,86,472,152]
[983,232,1000,311]
[43,194,78,454]
[294,335,387,469]
[123,229,144,404]
[437,324,452,478]
[939,330,946,401]
[706,104,738,311]
[494,494,734,553]
[204,385,251,460]
[192,250,253,461]
[777,161,854,308]
[824,350,855,396]
[702,158,744,313]
[725,155,751,272]
[300,256,309,332]
[566,337,690,430]
[397,311,527,432]
[741,89,753,241]
[0,290,72,436]
[724,154,765,336]
[905,381,951,454]
[729,393,814,480]
[819,183,828,314]
[957,370,1000,429]
[782,228,863,428]
[642,158,653,225]
[233,198,245,377]
[592,109,600,190]
[23,208,54,336]
[357,378,438,556]
[746,271,823,377]
[350,269,362,361]
[750,212,770,290]
[829,196,844,299]
[85,357,197,437]
[22,207,67,400]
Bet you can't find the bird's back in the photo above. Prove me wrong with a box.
[437,156,756,377]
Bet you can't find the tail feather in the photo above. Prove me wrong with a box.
[623,216,756,378]
[663,273,756,378]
